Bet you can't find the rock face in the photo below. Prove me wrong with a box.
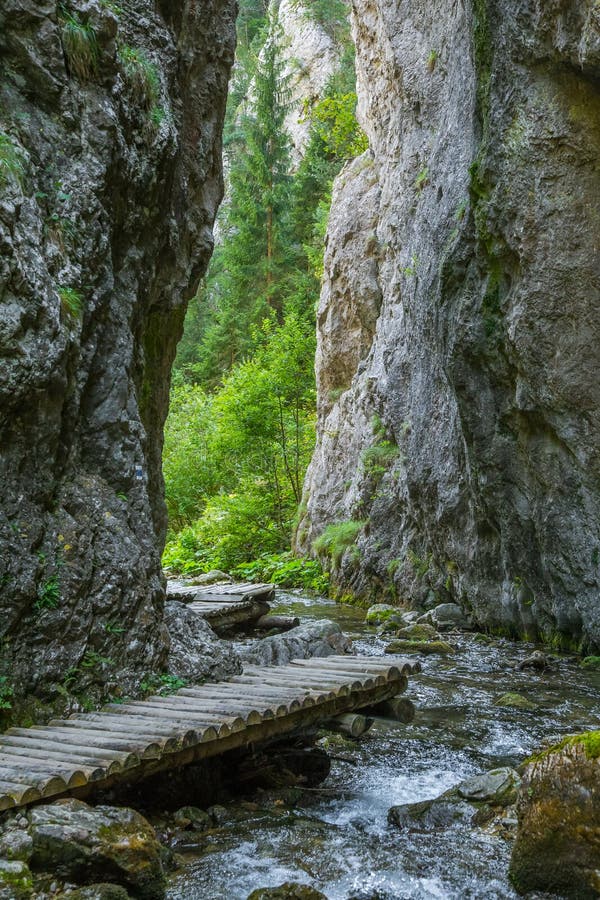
[239,620,353,667]
[297,1,600,649]
[0,0,236,702]
[164,603,242,682]
[509,734,600,897]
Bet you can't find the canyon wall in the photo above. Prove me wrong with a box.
[0,0,235,706]
[298,0,600,650]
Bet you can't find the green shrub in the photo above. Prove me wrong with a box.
[233,551,329,594]
[306,92,368,160]
[120,46,160,111]
[313,520,366,566]
[140,673,187,696]
[60,10,99,80]
[0,133,24,186]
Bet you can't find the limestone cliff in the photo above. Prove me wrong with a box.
[298,1,600,650]
[0,0,235,707]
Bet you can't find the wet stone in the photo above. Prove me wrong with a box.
[65,885,132,899]
[365,604,400,625]
[457,768,521,805]
[385,639,455,655]
[387,798,472,832]
[495,692,538,711]
[247,884,327,900]
[172,808,212,832]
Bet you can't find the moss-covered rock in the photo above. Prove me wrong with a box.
[394,623,440,641]
[580,655,600,671]
[494,692,538,711]
[509,732,600,896]
[457,768,520,805]
[0,858,33,899]
[385,639,455,655]
[365,604,400,625]
[28,799,165,899]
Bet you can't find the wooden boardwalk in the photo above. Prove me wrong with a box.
[0,655,419,812]
[167,582,274,630]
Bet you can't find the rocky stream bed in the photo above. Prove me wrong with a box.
[164,592,600,900]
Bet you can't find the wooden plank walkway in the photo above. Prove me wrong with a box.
[167,582,274,630]
[0,655,419,812]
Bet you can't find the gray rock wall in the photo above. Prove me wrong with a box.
[0,0,235,704]
[298,0,600,650]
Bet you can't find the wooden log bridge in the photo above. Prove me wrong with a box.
[0,655,419,813]
[167,581,275,631]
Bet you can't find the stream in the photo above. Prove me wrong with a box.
[166,592,600,900]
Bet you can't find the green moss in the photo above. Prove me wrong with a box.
[386,639,455,656]
[527,730,600,764]
[495,692,538,711]
[581,655,600,670]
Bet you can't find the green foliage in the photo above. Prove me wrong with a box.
[81,650,113,669]
[306,92,368,160]
[58,285,83,318]
[233,552,329,593]
[0,133,24,186]
[0,676,13,711]
[35,574,60,610]
[407,549,431,578]
[105,620,125,634]
[581,656,600,670]
[60,9,99,80]
[140,673,187,696]
[427,49,438,72]
[362,440,400,477]
[291,0,349,40]
[313,520,366,566]
[119,46,160,111]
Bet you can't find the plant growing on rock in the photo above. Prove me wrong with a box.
[120,46,160,112]
[313,520,366,566]
[0,676,13,710]
[35,574,60,610]
[0,132,24,186]
[58,285,83,318]
[59,10,99,81]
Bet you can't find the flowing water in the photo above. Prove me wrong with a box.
[167,592,600,900]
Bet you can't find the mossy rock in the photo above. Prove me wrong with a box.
[509,732,600,896]
[385,639,455,655]
[580,655,600,671]
[395,623,439,641]
[66,885,132,899]
[495,692,538,711]
[457,768,520,806]
[365,604,399,625]
[0,859,33,899]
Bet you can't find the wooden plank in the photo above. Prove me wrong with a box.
[0,780,42,805]
[9,727,162,760]
[114,702,247,731]
[102,707,227,738]
[237,672,359,695]
[0,755,95,785]
[49,719,183,753]
[284,664,386,687]
[65,714,198,748]
[0,748,108,779]
[0,737,137,772]
[0,792,16,811]
[0,766,69,797]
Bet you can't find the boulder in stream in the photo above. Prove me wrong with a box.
[164,602,242,682]
[509,732,600,897]
[495,692,538,711]
[27,798,166,899]
[457,768,520,805]
[385,639,455,655]
[239,620,353,666]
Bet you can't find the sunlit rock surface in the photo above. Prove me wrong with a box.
[298,0,600,649]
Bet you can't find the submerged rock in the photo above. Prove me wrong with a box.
[495,692,538,711]
[388,797,472,832]
[239,620,353,667]
[28,799,165,899]
[171,807,212,832]
[247,885,327,900]
[385,639,455,656]
[518,651,552,671]
[163,602,242,682]
[510,732,600,897]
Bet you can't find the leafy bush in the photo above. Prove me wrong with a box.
[313,520,366,566]
[0,133,24,186]
[60,10,99,80]
[233,552,329,594]
[307,92,368,160]
[140,673,187,696]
